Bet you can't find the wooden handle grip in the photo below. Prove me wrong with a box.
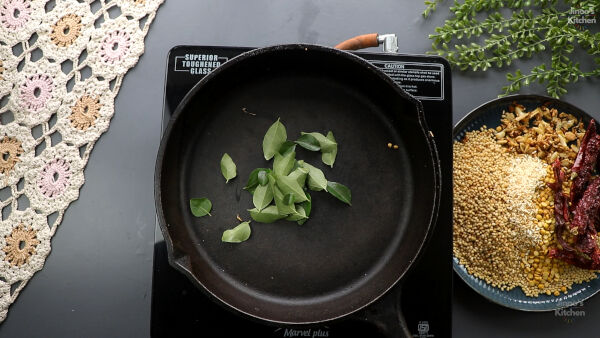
[334,33,379,50]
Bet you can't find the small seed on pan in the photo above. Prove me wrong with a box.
[242,107,256,116]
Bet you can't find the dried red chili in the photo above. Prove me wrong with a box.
[548,247,600,270]
[571,178,600,235]
[550,119,600,270]
[572,120,596,173]
[571,121,600,207]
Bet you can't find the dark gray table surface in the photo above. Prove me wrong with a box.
[0,1,598,337]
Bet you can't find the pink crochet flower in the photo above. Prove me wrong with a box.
[100,30,131,64]
[19,74,54,112]
[0,0,32,30]
[38,158,71,198]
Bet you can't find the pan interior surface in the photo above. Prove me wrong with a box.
[158,46,436,323]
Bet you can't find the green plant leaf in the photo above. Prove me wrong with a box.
[301,162,328,191]
[287,167,309,187]
[249,206,285,223]
[283,193,295,205]
[253,183,273,211]
[285,204,308,221]
[296,192,312,225]
[263,118,287,160]
[326,181,352,205]
[189,198,212,217]
[276,175,308,202]
[243,168,269,193]
[423,1,600,98]
[294,134,321,151]
[278,141,296,156]
[257,170,269,186]
[273,151,295,176]
[301,132,337,152]
[321,131,337,168]
[270,175,297,216]
[222,221,251,243]
[293,159,304,171]
[220,153,237,183]
[301,191,312,217]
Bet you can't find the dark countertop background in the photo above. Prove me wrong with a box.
[0,1,598,337]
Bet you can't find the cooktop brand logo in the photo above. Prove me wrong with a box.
[174,54,229,75]
[555,300,586,323]
[276,328,329,337]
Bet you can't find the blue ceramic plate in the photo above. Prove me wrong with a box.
[453,94,600,311]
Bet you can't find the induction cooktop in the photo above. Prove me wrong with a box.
[151,45,452,338]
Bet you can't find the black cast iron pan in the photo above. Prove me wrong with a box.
[155,44,441,337]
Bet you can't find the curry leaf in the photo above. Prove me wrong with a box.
[222,221,251,243]
[292,159,304,171]
[244,121,352,236]
[263,118,287,160]
[300,192,312,217]
[279,141,296,156]
[301,132,337,152]
[271,176,297,215]
[249,206,285,223]
[301,162,328,191]
[220,153,237,183]
[283,193,295,205]
[285,204,308,221]
[273,151,295,176]
[296,193,312,225]
[321,131,337,168]
[295,134,320,151]
[288,167,309,187]
[327,181,352,205]
[257,170,268,186]
[253,183,273,211]
[276,175,308,202]
[243,168,269,193]
[189,198,212,217]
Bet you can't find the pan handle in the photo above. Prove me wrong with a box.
[334,33,379,50]
[354,286,412,338]
[335,33,399,53]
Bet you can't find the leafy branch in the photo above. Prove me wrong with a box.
[423,0,600,98]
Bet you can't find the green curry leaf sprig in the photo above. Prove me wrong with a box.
[246,119,351,225]
[189,118,352,244]
[423,0,600,98]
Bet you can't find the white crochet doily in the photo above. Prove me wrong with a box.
[0,0,163,321]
